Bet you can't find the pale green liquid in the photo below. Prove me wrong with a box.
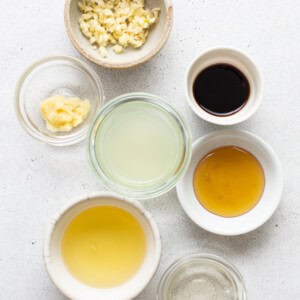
[95,101,185,190]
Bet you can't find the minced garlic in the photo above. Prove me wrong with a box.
[78,0,160,57]
[40,95,90,132]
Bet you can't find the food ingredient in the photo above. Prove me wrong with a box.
[40,95,90,132]
[78,0,160,57]
[94,100,185,191]
[193,64,250,116]
[61,206,146,288]
[193,146,265,217]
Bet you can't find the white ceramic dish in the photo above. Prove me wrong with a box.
[186,47,262,125]
[44,192,161,300]
[65,0,173,69]
[176,129,283,236]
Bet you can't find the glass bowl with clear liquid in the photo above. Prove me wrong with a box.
[88,93,191,199]
[157,254,246,300]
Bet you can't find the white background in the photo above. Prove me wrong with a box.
[1,0,300,299]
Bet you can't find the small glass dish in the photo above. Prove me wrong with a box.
[15,56,104,146]
[157,254,247,300]
[88,92,192,200]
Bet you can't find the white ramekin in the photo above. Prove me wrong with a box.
[44,192,161,300]
[176,129,283,235]
[185,47,263,125]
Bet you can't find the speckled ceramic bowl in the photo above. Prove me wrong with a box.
[64,0,173,69]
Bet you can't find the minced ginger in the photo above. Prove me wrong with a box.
[40,95,90,132]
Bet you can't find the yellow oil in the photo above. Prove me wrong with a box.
[61,206,146,288]
[193,146,265,217]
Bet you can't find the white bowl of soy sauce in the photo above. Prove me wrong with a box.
[186,47,262,125]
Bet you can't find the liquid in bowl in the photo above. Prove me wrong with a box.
[193,64,250,116]
[44,193,162,300]
[157,254,246,300]
[61,206,146,288]
[193,146,265,217]
[89,93,191,198]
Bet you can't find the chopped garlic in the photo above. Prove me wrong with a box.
[99,46,108,57]
[113,44,123,54]
[78,0,160,58]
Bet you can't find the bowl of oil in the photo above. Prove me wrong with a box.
[44,192,161,300]
[176,129,283,235]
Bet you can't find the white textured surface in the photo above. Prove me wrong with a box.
[1,0,299,299]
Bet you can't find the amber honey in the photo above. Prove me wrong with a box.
[193,146,265,217]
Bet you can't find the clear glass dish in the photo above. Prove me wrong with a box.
[15,56,104,146]
[157,254,247,300]
[88,92,192,199]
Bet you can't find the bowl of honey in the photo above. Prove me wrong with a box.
[176,129,283,235]
[44,192,161,300]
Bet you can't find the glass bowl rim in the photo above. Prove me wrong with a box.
[88,92,192,200]
[157,253,247,300]
[14,55,105,146]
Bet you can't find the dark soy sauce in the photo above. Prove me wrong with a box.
[193,64,250,116]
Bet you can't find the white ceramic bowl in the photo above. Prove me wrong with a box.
[186,47,263,125]
[65,0,173,69]
[176,129,283,235]
[44,192,161,300]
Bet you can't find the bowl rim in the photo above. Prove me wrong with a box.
[176,129,283,235]
[185,46,263,125]
[88,92,192,200]
[157,253,247,300]
[43,191,162,300]
[64,0,173,69]
[14,55,104,146]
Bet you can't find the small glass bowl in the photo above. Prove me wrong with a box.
[88,92,192,200]
[15,56,104,146]
[158,254,247,300]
